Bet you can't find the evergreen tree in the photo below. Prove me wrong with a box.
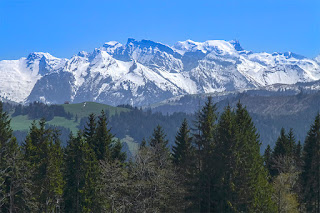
[0,102,12,153]
[0,102,35,212]
[93,111,113,161]
[192,96,218,212]
[23,119,64,212]
[172,119,195,211]
[273,128,289,158]
[149,125,170,167]
[264,144,272,175]
[1,138,36,213]
[0,101,12,198]
[271,128,297,177]
[214,105,237,212]
[63,132,102,213]
[300,113,320,212]
[294,140,303,171]
[172,119,193,166]
[232,102,276,212]
[46,130,64,212]
[111,139,126,162]
[287,128,296,157]
[83,113,96,148]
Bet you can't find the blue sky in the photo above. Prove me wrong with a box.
[0,0,319,60]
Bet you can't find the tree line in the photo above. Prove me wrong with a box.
[1,97,320,212]
[12,102,72,121]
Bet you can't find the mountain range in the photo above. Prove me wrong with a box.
[0,38,319,106]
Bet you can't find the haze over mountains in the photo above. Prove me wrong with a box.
[0,38,319,106]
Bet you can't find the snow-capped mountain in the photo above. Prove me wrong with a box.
[0,38,319,106]
[0,52,66,102]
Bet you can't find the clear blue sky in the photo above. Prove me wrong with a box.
[0,0,319,60]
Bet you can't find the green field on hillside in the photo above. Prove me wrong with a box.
[62,102,129,119]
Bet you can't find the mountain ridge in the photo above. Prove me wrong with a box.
[0,38,319,106]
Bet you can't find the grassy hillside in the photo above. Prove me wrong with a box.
[62,102,129,119]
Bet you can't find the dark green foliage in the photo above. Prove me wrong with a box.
[92,110,113,161]
[269,128,298,177]
[83,113,96,146]
[149,125,170,168]
[172,118,193,166]
[6,99,320,212]
[172,119,196,211]
[23,119,64,212]
[273,128,289,158]
[232,102,276,212]
[264,144,272,175]
[295,140,302,168]
[63,132,102,213]
[300,113,320,212]
[212,102,276,212]
[192,96,218,212]
[0,102,13,151]
[0,102,35,212]
[149,125,169,149]
[214,105,238,212]
[78,108,194,147]
[12,101,72,121]
[111,139,126,163]
[287,128,296,156]
[1,138,35,212]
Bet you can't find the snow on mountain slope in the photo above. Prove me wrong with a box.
[1,38,319,106]
[173,39,241,55]
[0,52,65,102]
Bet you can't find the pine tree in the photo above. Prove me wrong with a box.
[46,130,64,212]
[149,125,170,167]
[0,102,12,153]
[0,102,35,212]
[172,119,195,211]
[111,139,126,162]
[23,119,64,212]
[232,101,276,212]
[1,138,35,212]
[63,131,102,213]
[273,128,289,158]
[295,140,302,169]
[264,144,272,175]
[0,101,12,204]
[172,119,193,166]
[192,96,218,212]
[83,113,96,148]
[214,105,237,212]
[93,111,113,161]
[287,128,296,157]
[271,128,292,177]
[300,113,320,212]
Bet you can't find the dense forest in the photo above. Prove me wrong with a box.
[0,98,320,212]
[6,102,195,148]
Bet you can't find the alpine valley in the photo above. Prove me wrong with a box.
[1,38,320,106]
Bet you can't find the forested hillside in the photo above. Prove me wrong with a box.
[4,102,194,156]
[1,98,320,212]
